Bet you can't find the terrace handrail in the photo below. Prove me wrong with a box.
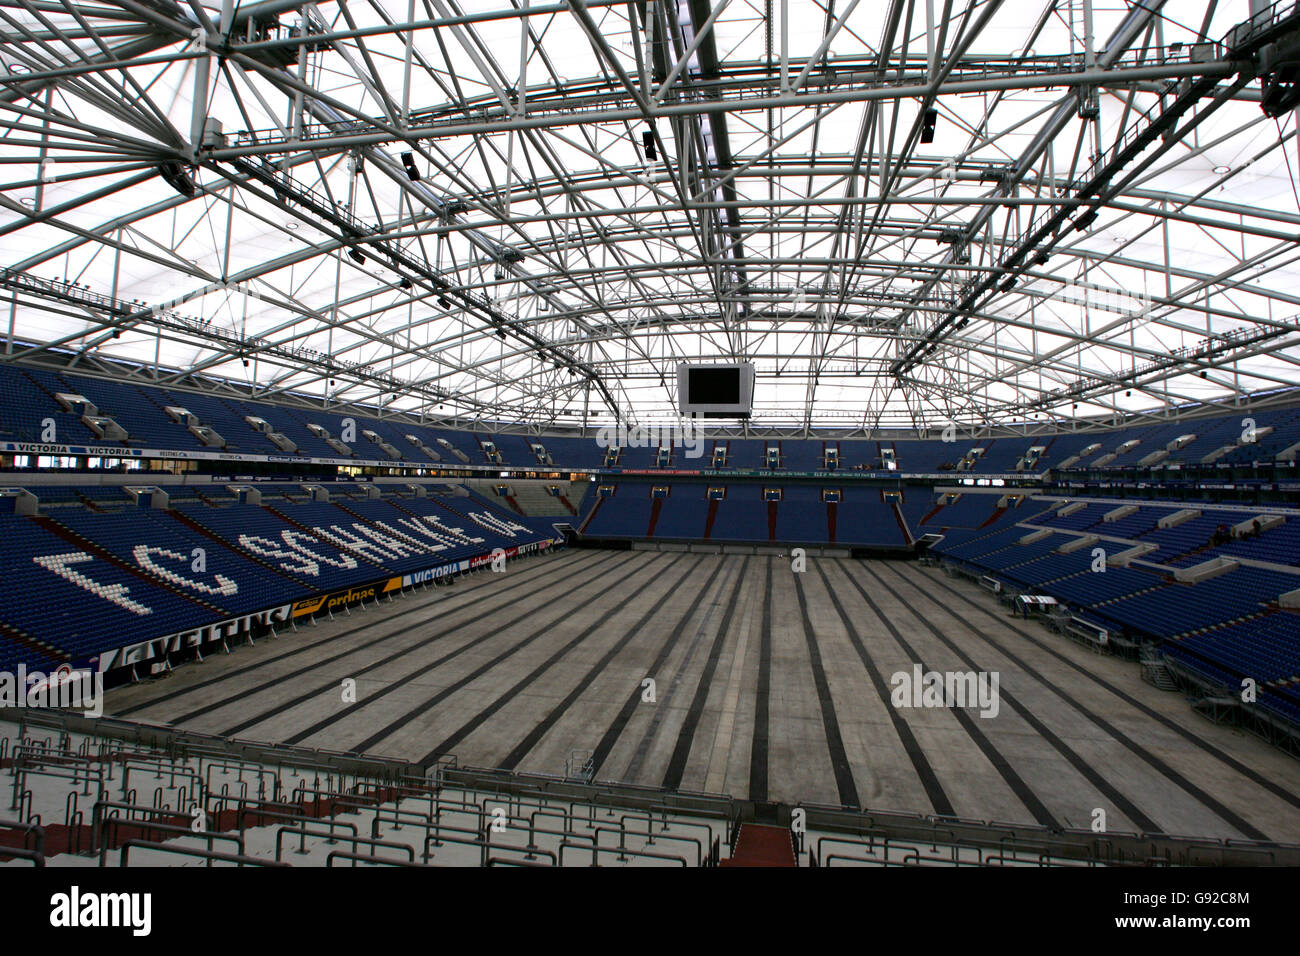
[118,840,288,867]
[19,708,1300,867]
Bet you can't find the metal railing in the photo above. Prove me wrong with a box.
[11,708,1299,867]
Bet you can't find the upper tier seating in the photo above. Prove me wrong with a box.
[2,363,1298,475]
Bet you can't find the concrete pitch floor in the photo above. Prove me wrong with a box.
[106,548,1300,843]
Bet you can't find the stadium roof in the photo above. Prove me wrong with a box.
[2,0,1300,433]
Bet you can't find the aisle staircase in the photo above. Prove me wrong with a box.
[1140,649,1179,691]
[720,823,797,867]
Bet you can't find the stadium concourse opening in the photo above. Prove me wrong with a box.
[2,0,1300,890]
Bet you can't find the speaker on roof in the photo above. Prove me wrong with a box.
[400,151,421,181]
[642,129,656,161]
[920,108,937,144]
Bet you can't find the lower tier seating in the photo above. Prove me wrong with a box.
[932,496,1300,728]
[0,488,552,672]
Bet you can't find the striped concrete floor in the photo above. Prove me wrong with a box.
[106,548,1300,843]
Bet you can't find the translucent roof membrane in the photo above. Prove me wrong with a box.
[1,0,1298,432]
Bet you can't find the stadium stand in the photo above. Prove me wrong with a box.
[11,0,1300,893]
[927,493,1300,742]
[8,362,1300,476]
[0,478,555,676]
